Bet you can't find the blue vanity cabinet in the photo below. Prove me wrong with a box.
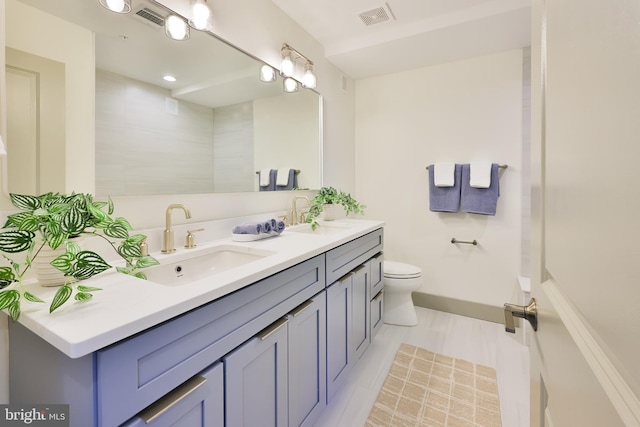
[287,291,327,427]
[224,317,289,427]
[122,361,224,427]
[369,253,385,340]
[326,272,352,402]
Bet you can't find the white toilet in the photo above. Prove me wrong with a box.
[383,261,423,326]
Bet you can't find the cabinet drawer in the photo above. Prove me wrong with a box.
[96,255,325,427]
[122,361,224,427]
[369,253,384,298]
[325,228,383,285]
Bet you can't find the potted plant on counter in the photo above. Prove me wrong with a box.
[305,186,366,230]
[0,192,159,321]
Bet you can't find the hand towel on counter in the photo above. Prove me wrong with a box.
[460,163,500,215]
[429,164,462,212]
[276,169,298,191]
[232,222,263,235]
[433,162,456,187]
[273,219,285,234]
[469,161,493,188]
[258,169,277,191]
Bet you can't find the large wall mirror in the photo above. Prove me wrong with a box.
[6,0,322,196]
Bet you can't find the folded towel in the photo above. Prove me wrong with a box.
[433,162,456,187]
[262,220,272,234]
[232,222,263,235]
[276,169,297,191]
[259,168,271,187]
[259,169,277,191]
[470,161,493,188]
[429,164,462,213]
[274,220,285,234]
[460,163,500,215]
[276,168,291,186]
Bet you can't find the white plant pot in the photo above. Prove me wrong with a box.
[321,204,343,221]
[32,238,83,287]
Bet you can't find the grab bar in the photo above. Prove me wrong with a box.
[451,238,477,245]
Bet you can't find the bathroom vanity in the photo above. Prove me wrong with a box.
[8,219,384,427]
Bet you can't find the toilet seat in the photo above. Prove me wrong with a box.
[383,261,422,279]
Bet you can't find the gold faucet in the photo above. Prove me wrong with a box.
[162,204,191,253]
[291,196,310,226]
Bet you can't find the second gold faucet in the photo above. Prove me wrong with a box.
[162,204,191,253]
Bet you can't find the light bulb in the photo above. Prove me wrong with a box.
[165,15,190,41]
[281,52,294,77]
[283,77,298,93]
[99,0,131,13]
[189,0,213,31]
[302,67,316,89]
[260,65,276,82]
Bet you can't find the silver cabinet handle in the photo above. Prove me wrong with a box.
[139,374,207,423]
[503,298,537,333]
[289,299,314,317]
[373,290,384,302]
[257,317,289,341]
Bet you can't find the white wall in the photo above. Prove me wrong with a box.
[355,49,524,308]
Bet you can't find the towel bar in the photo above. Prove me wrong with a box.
[451,238,478,245]
[425,164,508,170]
[256,169,300,174]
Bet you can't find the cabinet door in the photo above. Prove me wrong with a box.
[351,264,370,361]
[370,290,384,340]
[326,273,352,402]
[288,292,327,427]
[122,362,224,427]
[224,318,289,427]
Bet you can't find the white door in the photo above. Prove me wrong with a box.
[528,0,640,425]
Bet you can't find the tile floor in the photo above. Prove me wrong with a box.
[313,307,530,427]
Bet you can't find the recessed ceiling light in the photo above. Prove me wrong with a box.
[163,75,177,82]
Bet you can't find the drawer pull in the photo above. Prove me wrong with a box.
[353,265,367,274]
[373,290,384,302]
[139,374,207,424]
[257,317,289,341]
[289,299,314,317]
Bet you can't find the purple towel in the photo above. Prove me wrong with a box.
[429,164,462,212]
[460,163,500,215]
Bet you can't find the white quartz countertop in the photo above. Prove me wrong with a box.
[12,219,384,358]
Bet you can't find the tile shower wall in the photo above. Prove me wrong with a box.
[95,69,216,196]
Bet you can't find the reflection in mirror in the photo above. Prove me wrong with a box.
[7,0,322,196]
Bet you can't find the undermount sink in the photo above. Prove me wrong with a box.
[145,244,275,286]
[287,223,351,235]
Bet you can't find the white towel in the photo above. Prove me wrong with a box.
[276,168,291,186]
[433,163,456,187]
[470,161,492,188]
[259,168,271,187]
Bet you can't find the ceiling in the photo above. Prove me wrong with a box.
[271,0,532,79]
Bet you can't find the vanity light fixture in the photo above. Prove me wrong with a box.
[283,77,299,93]
[165,15,190,41]
[280,43,317,89]
[259,64,277,83]
[98,0,131,13]
[188,0,213,31]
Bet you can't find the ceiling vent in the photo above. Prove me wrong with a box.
[358,3,395,27]
[132,2,165,28]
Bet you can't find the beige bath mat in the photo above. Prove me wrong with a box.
[366,343,502,427]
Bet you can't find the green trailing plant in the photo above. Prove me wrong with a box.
[0,192,159,321]
[305,186,366,230]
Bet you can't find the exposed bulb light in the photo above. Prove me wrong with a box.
[165,15,190,41]
[163,75,177,82]
[302,62,316,89]
[98,0,131,13]
[188,0,213,31]
[259,65,277,83]
[281,48,294,77]
[283,77,299,93]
